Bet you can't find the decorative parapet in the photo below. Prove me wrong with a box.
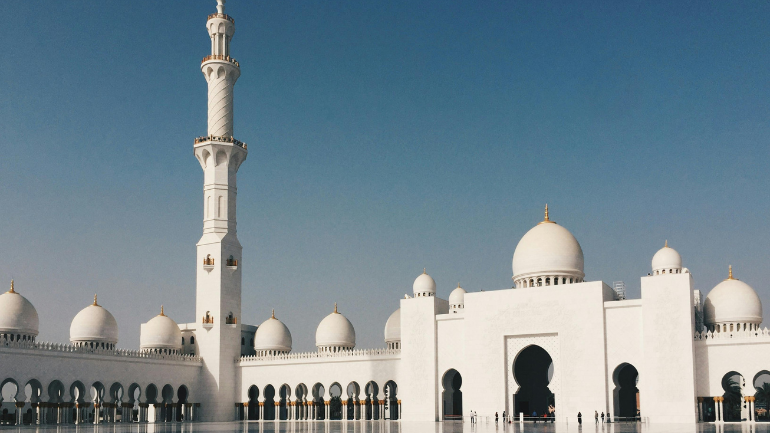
[694,328,770,342]
[0,339,201,363]
[239,348,400,363]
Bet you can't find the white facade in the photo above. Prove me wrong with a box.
[2,0,770,427]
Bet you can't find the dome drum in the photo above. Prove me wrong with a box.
[514,272,584,289]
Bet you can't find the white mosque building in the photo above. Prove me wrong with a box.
[2,0,769,426]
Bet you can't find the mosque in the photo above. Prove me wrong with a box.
[1,0,769,426]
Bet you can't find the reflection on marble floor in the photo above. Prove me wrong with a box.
[0,421,768,433]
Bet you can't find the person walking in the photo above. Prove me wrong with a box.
[601,412,605,423]
[495,412,499,424]
[577,412,582,424]
[502,410,506,424]
[470,410,474,424]
[532,411,538,424]
[595,411,599,424]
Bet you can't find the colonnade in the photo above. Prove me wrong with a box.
[238,399,401,421]
[1,401,200,425]
[697,396,757,423]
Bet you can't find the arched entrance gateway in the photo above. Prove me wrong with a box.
[721,371,745,422]
[442,369,463,420]
[613,363,639,420]
[513,345,554,418]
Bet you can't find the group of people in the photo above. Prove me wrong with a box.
[576,411,612,424]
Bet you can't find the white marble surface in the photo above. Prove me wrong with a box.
[0,421,765,433]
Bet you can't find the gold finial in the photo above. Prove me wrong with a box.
[93,294,98,306]
[457,282,461,289]
[271,309,275,319]
[423,268,426,274]
[334,303,338,314]
[665,240,668,248]
[539,204,555,224]
[160,305,165,316]
[8,280,15,294]
[728,265,734,280]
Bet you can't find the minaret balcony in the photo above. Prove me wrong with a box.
[226,257,238,272]
[201,54,239,67]
[203,257,215,272]
[207,12,234,24]
[202,314,215,330]
[194,135,247,150]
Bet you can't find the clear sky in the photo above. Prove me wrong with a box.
[1,1,769,351]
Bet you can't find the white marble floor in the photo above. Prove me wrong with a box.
[0,421,767,433]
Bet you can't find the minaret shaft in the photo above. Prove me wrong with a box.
[193,0,247,422]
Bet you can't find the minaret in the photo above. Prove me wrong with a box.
[193,0,246,422]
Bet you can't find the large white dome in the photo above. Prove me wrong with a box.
[70,295,119,346]
[254,310,292,353]
[651,241,682,274]
[384,308,401,343]
[704,267,762,327]
[140,307,182,352]
[448,284,466,310]
[316,304,355,350]
[512,206,584,285]
[0,281,39,337]
[413,269,436,297]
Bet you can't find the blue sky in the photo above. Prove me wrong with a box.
[1,1,769,351]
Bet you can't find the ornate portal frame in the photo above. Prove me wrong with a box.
[505,333,561,418]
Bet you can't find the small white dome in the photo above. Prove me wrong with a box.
[70,295,119,345]
[254,310,292,353]
[704,267,762,326]
[0,281,39,337]
[448,284,466,309]
[512,206,584,282]
[140,307,182,351]
[652,241,682,273]
[413,269,436,296]
[316,304,355,349]
[384,308,401,343]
